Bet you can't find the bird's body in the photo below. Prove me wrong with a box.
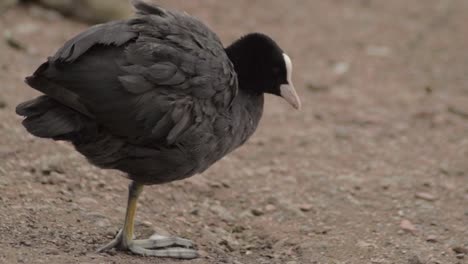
[16,0,299,259]
[19,8,263,184]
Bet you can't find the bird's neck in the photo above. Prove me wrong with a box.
[225,37,264,95]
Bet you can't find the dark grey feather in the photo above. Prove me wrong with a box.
[16,95,54,116]
[53,21,137,63]
[16,1,262,186]
[17,96,85,139]
[119,75,153,94]
[131,0,167,17]
[167,109,191,144]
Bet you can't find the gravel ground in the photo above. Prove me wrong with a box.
[0,1,467,264]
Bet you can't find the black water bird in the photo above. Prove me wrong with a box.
[16,0,300,259]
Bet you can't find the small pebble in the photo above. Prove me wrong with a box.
[46,248,60,255]
[190,208,199,215]
[197,249,209,258]
[366,45,391,57]
[335,127,351,139]
[0,0,18,13]
[400,219,417,234]
[357,240,374,248]
[333,62,350,75]
[4,30,27,50]
[306,82,330,93]
[265,204,276,212]
[251,208,264,216]
[219,239,235,252]
[106,249,117,256]
[95,218,111,228]
[139,220,153,227]
[408,255,423,264]
[426,235,437,243]
[20,240,31,246]
[210,204,235,221]
[232,225,246,233]
[370,258,386,264]
[78,197,98,205]
[453,246,468,254]
[415,192,437,201]
[105,229,117,237]
[208,181,223,188]
[299,204,313,212]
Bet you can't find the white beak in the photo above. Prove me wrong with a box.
[280,83,301,110]
[281,53,301,110]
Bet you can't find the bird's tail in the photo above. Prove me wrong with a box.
[16,95,94,142]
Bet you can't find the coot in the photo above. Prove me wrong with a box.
[16,0,300,259]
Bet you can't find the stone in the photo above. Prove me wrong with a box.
[251,208,264,216]
[415,192,437,201]
[34,0,132,23]
[453,246,468,254]
[400,219,417,234]
[299,204,314,212]
[408,255,423,264]
[426,235,437,243]
[0,0,17,13]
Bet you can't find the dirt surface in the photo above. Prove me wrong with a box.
[1,1,468,264]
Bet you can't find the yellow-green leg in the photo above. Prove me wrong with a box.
[97,181,198,259]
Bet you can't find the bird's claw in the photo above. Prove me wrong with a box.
[97,229,198,259]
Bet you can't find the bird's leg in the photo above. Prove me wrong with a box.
[96,182,142,252]
[97,181,198,259]
[121,181,142,249]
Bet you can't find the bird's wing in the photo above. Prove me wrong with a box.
[26,1,238,146]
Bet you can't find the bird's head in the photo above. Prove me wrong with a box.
[226,33,301,109]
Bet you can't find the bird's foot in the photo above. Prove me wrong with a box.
[97,229,198,259]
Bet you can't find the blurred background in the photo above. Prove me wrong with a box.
[0,1,467,264]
